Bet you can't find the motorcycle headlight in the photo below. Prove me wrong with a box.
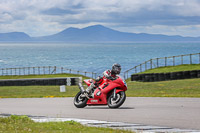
[96,91,101,96]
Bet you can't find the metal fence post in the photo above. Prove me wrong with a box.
[43,67,45,74]
[61,67,63,74]
[145,61,147,71]
[23,67,25,75]
[38,67,40,75]
[49,66,51,74]
[181,55,183,65]
[157,58,159,68]
[165,57,167,66]
[199,53,200,64]
[54,66,56,74]
[33,67,35,75]
[28,67,30,75]
[190,54,192,64]
[173,56,175,66]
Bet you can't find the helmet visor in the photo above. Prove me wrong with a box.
[114,66,121,74]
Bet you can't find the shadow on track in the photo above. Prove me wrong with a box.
[84,106,135,109]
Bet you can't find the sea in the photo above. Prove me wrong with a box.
[0,42,200,75]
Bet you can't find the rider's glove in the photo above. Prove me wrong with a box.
[103,70,111,78]
[94,76,103,86]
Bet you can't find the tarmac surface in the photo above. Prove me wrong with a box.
[0,97,200,131]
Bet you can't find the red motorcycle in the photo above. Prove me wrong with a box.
[74,75,127,108]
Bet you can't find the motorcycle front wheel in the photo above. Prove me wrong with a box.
[108,91,126,108]
[74,91,88,108]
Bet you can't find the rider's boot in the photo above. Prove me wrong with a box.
[80,82,95,98]
[85,82,96,95]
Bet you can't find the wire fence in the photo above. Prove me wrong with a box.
[1,53,200,80]
[0,66,98,79]
[124,53,200,79]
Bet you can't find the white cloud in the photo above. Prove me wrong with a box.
[0,0,200,37]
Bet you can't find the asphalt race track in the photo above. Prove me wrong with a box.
[0,97,200,131]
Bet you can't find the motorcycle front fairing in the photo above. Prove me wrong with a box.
[101,77,127,94]
[86,76,127,105]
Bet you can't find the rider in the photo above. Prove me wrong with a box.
[85,63,121,95]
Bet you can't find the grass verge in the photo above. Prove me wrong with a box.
[126,78,200,97]
[0,115,133,133]
[0,86,79,98]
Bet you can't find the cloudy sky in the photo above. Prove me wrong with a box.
[0,0,200,37]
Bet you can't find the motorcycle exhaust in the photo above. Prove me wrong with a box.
[78,83,85,93]
[78,83,90,99]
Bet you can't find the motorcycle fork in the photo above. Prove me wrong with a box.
[113,88,117,100]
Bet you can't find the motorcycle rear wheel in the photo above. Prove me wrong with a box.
[108,91,126,108]
[74,91,88,108]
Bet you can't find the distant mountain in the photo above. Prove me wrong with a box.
[34,25,131,42]
[1,25,200,42]
[0,32,31,42]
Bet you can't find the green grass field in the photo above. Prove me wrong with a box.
[126,64,200,97]
[126,78,200,97]
[0,86,79,98]
[0,115,133,133]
